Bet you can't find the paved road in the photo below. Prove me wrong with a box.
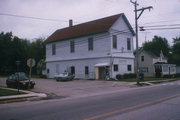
[0,81,180,120]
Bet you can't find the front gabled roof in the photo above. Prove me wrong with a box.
[45,13,135,43]
[135,47,167,59]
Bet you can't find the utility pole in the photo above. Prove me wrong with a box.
[130,0,152,85]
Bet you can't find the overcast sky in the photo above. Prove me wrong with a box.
[0,0,180,46]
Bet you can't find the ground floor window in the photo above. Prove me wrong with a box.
[114,64,119,72]
[71,66,75,74]
[140,67,148,73]
[85,66,89,75]
[127,65,132,71]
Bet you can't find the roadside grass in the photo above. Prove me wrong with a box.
[115,77,180,82]
[0,88,25,96]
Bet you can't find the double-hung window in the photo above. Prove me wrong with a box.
[112,35,117,49]
[85,66,89,75]
[127,38,131,50]
[70,40,75,53]
[52,43,56,55]
[88,37,93,51]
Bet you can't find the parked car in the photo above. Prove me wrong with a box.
[55,72,74,81]
[6,72,35,89]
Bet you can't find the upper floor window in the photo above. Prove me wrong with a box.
[88,37,93,51]
[52,43,56,55]
[141,56,144,62]
[112,35,117,49]
[127,38,131,50]
[70,40,75,53]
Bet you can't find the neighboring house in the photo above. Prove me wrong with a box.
[176,66,180,74]
[135,48,176,77]
[45,13,135,79]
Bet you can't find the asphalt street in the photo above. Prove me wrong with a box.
[0,81,180,120]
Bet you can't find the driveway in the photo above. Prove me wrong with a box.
[0,77,135,98]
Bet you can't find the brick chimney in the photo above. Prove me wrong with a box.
[69,19,73,27]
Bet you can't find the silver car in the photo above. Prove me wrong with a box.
[55,72,74,81]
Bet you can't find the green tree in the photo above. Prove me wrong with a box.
[0,32,45,75]
[142,36,170,57]
[169,37,180,65]
[29,38,45,74]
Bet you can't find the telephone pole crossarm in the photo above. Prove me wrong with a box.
[136,6,153,20]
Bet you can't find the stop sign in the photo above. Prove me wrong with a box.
[27,58,36,67]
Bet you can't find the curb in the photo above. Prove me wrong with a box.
[0,87,47,103]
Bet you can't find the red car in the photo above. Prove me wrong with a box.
[6,72,35,89]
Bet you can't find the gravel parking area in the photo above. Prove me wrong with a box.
[0,77,135,99]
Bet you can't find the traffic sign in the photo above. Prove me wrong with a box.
[27,58,36,67]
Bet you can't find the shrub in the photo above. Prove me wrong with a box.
[122,73,136,79]
[123,74,129,79]
[129,73,136,78]
[163,75,173,78]
[40,74,47,78]
[175,73,180,77]
[116,74,122,80]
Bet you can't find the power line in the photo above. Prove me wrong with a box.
[0,13,69,23]
[141,23,180,28]
[0,12,122,26]
[144,27,180,31]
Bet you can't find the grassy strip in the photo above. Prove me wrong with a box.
[149,80,177,84]
[116,77,180,82]
[0,88,25,96]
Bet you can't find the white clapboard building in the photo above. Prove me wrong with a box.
[45,13,135,79]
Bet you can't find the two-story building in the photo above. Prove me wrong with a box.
[135,48,176,77]
[45,13,135,79]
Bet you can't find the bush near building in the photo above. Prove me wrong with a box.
[116,73,136,80]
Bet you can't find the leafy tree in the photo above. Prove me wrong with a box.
[29,38,45,74]
[169,37,180,65]
[0,32,45,75]
[142,36,170,57]
[36,59,46,75]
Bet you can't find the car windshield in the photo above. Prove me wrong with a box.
[14,72,29,81]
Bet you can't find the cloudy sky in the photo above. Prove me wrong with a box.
[0,0,180,46]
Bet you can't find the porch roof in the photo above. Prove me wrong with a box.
[94,63,110,67]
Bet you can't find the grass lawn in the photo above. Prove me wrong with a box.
[0,88,25,96]
[116,77,180,82]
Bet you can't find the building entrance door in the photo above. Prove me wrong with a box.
[99,67,106,80]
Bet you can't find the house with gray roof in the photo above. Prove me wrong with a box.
[45,13,135,79]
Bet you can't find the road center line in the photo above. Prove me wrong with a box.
[84,93,180,120]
